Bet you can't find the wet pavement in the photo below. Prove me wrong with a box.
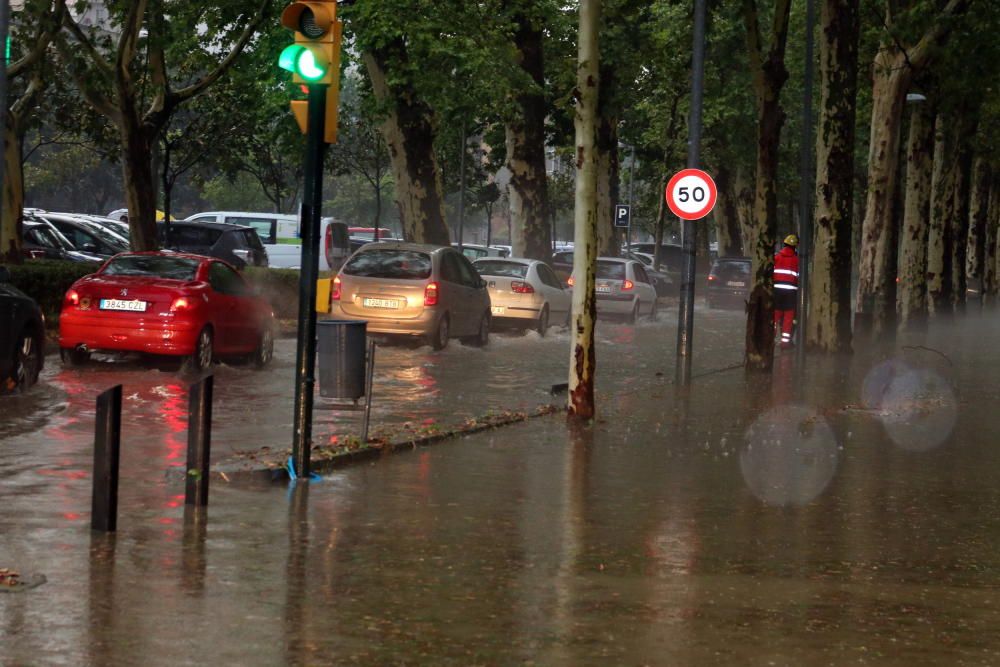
[3,305,1000,665]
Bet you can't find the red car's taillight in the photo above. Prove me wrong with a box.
[170,297,192,312]
[567,276,575,287]
[511,281,534,294]
[65,290,80,307]
[424,281,439,306]
[707,275,716,281]
[622,279,634,291]
[331,276,342,301]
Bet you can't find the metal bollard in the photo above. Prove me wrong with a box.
[91,385,122,532]
[185,375,213,507]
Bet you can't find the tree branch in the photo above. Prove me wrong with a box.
[61,5,114,78]
[116,0,148,87]
[53,38,120,122]
[741,0,766,99]
[167,0,272,109]
[908,0,972,71]
[9,0,67,80]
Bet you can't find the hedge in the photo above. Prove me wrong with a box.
[2,261,317,326]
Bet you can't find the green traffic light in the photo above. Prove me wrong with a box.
[278,44,328,82]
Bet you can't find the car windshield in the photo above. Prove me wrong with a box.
[25,224,72,250]
[712,260,751,280]
[628,253,652,267]
[77,220,129,250]
[596,261,627,280]
[343,249,432,280]
[101,256,200,280]
[474,261,528,279]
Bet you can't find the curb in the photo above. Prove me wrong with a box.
[208,404,564,483]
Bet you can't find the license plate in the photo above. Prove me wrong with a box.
[491,306,505,315]
[362,297,400,309]
[596,284,612,293]
[726,281,746,287]
[99,298,147,312]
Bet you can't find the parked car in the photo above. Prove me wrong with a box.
[473,257,570,335]
[39,213,129,258]
[159,221,268,269]
[626,251,675,298]
[628,243,684,278]
[0,266,44,393]
[329,242,491,350]
[21,216,104,263]
[78,215,131,239]
[569,258,659,323]
[59,252,275,370]
[706,257,751,309]
[550,249,575,281]
[453,244,511,261]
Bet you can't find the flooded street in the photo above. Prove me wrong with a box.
[3,306,1000,664]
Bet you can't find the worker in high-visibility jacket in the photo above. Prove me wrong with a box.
[773,234,799,349]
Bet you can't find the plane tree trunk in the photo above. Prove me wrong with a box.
[741,0,793,371]
[898,104,934,329]
[505,10,551,260]
[568,0,600,421]
[363,47,450,246]
[807,0,859,352]
[927,115,956,315]
[965,156,990,303]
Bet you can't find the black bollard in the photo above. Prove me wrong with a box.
[185,375,213,507]
[91,385,122,532]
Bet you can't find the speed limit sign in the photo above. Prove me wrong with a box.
[665,168,717,220]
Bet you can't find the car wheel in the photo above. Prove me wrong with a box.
[626,300,639,324]
[430,315,450,351]
[463,312,490,347]
[184,327,214,372]
[60,346,90,367]
[10,329,42,391]
[252,326,274,368]
[535,306,550,337]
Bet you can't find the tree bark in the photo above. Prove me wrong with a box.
[983,177,999,303]
[594,111,619,256]
[735,167,755,254]
[713,166,743,257]
[742,0,792,371]
[927,115,955,315]
[854,51,910,335]
[807,0,858,352]
[363,48,450,246]
[568,0,600,421]
[965,156,990,302]
[1,117,23,264]
[898,104,933,329]
[505,13,551,260]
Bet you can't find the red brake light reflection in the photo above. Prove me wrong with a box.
[424,281,439,306]
[567,276,575,287]
[66,290,80,306]
[331,275,342,301]
[622,280,634,291]
[170,297,190,312]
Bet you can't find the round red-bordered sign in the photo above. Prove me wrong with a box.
[665,169,717,220]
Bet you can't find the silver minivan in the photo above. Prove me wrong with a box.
[329,243,492,350]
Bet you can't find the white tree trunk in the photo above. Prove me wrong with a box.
[927,115,955,315]
[898,105,933,328]
[568,0,600,420]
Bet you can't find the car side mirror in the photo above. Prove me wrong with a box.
[0,266,9,282]
[81,242,98,253]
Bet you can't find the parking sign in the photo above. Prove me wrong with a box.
[614,204,631,228]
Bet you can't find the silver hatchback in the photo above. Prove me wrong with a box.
[329,242,492,350]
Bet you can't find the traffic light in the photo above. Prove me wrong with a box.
[279,1,342,143]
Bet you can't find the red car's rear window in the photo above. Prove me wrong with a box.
[102,256,200,280]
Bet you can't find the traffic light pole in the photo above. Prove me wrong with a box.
[291,84,328,477]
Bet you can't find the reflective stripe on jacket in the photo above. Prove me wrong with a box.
[773,246,799,290]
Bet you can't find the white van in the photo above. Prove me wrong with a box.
[184,211,348,271]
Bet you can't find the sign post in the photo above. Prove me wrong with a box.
[666,167,716,386]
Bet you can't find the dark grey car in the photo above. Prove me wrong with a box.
[159,222,268,269]
[0,266,44,393]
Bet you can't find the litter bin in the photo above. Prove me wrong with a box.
[317,320,367,400]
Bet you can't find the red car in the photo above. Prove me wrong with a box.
[59,252,275,370]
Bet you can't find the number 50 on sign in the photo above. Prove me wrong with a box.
[665,168,717,221]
